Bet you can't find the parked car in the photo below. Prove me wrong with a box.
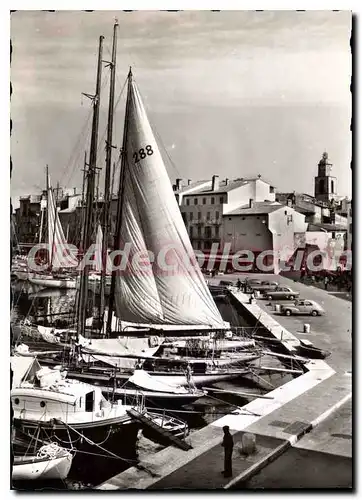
[281,299,325,316]
[249,280,279,292]
[264,286,300,300]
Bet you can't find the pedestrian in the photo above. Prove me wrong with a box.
[236,278,242,290]
[221,425,234,478]
[185,363,196,391]
[300,267,306,281]
[324,275,329,290]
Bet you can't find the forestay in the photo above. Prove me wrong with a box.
[114,78,224,327]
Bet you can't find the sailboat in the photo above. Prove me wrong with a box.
[16,27,261,390]
[28,176,79,289]
[70,67,261,379]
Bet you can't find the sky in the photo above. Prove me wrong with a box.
[10,10,352,207]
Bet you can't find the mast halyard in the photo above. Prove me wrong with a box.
[100,20,118,327]
[106,67,133,337]
[77,35,104,340]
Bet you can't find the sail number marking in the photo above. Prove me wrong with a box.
[133,145,154,163]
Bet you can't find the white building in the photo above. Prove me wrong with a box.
[178,175,277,251]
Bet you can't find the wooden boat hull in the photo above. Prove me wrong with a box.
[64,368,248,389]
[96,385,204,408]
[12,453,72,481]
[29,277,77,289]
[13,416,139,458]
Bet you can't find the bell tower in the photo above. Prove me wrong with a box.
[314,152,337,203]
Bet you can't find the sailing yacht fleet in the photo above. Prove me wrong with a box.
[11,23,262,484]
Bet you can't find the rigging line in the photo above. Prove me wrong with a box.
[61,71,111,189]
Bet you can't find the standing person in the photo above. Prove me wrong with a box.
[236,278,242,290]
[324,275,329,290]
[221,426,234,478]
[185,363,196,391]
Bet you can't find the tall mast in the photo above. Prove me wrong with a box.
[100,20,118,324]
[106,67,132,337]
[80,151,87,250]
[39,165,48,244]
[77,35,104,339]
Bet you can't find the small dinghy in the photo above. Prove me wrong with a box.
[12,442,73,481]
[298,339,331,359]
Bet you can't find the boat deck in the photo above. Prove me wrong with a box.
[96,275,352,490]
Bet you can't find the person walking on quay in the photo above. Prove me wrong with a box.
[221,425,234,478]
[236,278,242,291]
[324,275,329,291]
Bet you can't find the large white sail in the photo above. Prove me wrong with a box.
[47,187,78,269]
[114,78,224,328]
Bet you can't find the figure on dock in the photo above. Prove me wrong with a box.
[236,278,242,291]
[221,425,233,478]
[324,275,329,290]
[185,362,196,392]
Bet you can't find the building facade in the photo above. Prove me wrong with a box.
[178,175,276,251]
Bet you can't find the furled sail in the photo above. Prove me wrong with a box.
[114,77,224,327]
[93,224,113,274]
[47,186,78,269]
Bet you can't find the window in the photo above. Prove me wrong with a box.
[186,199,190,206]
[207,212,210,220]
[269,186,275,193]
[204,241,212,250]
[194,198,198,205]
[211,197,215,205]
[219,196,224,204]
[331,180,335,193]
[215,211,219,220]
[198,212,201,220]
[203,198,206,205]
[40,401,46,408]
[14,398,19,405]
[198,226,202,237]
[197,241,202,250]
[319,179,324,193]
[349,223,352,233]
[190,226,194,238]
[205,226,212,238]
[189,212,193,221]
[215,226,219,237]
[85,391,94,412]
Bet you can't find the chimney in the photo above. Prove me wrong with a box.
[176,178,183,191]
[73,187,76,195]
[225,178,229,186]
[212,175,219,191]
[188,179,192,186]
[249,198,254,208]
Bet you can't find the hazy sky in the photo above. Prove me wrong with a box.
[10,10,352,206]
